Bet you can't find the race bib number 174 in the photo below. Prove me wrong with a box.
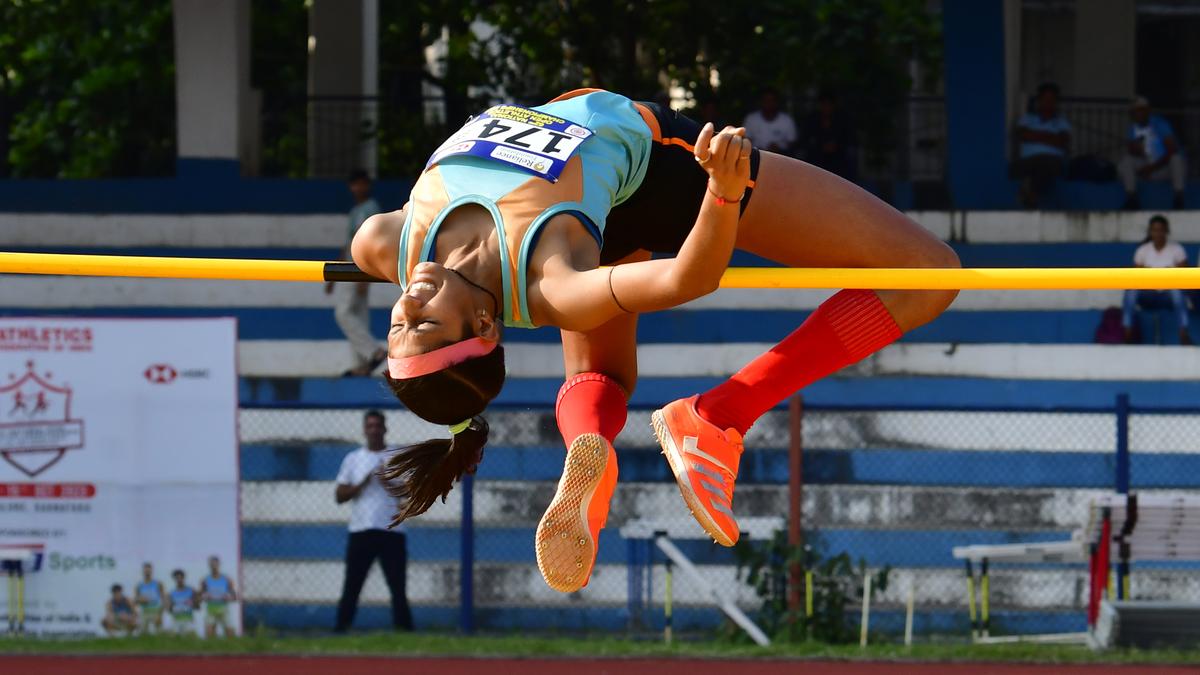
[425,105,594,183]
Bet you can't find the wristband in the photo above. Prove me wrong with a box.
[706,182,745,206]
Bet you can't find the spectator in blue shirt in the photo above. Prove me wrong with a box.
[1012,82,1071,208]
[1119,96,1187,210]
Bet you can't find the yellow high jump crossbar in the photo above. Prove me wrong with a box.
[4,251,1200,290]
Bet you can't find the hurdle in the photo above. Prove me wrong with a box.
[620,517,781,647]
[1085,494,1200,650]
[7,251,1200,288]
[952,536,1089,645]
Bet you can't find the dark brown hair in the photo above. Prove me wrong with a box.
[379,345,505,525]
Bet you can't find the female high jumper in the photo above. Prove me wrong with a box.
[351,88,959,593]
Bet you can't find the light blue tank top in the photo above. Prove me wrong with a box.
[399,89,654,328]
[170,587,195,613]
[205,574,231,601]
[137,580,162,607]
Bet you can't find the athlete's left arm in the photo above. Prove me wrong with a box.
[540,124,751,332]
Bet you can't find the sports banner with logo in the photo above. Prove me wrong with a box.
[0,318,238,637]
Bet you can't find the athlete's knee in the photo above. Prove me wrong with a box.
[564,366,636,397]
[911,238,960,270]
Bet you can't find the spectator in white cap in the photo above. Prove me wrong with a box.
[1119,96,1187,210]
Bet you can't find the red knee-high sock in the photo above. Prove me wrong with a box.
[555,372,628,445]
[696,290,902,435]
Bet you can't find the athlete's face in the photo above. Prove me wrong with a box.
[389,262,480,357]
[142,564,152,579]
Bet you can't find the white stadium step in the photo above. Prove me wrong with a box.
[0,275,1134,311]
[239,559,1200,609]
[233,340,1200,380]
[0,213,347,247]
[241,480,1200,531]
[240,407,1200,456]
[6,211,1200,247]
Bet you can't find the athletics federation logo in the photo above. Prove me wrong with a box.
[0,361,85,478]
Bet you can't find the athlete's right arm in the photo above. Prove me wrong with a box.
[350,209,405,284]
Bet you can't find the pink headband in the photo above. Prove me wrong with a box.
[387,337,497,379]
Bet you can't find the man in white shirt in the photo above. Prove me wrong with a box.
[742,87,797,156]
[1122,214,1192,345]
[333,410,414,632]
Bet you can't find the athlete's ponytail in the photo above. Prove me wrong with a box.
[379,345,505,524]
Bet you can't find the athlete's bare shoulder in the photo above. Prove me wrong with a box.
[351,206,407,284]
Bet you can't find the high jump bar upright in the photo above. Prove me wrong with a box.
[5,252,1200,290]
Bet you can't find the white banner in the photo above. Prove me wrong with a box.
[0,318,239,637]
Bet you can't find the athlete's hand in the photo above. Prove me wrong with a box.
[694,123,752,203]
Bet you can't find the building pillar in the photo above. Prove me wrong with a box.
[943,0,1010,208]
[1003,0,1023,143]
[1073,0,1135,98]
[172,0,251,178]
[308,0,377,178]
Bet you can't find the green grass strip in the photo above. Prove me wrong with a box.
[3,632,1200,664]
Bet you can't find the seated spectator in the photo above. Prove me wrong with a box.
[801,87,856,181]
[743,87,797,156]
[1012,82,1071,208]
[102,584,138,636]
[1123,214,1191,345]
[1119,96,1187,210]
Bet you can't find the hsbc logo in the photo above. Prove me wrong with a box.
[144,364,177,384]
[143,364,209,384]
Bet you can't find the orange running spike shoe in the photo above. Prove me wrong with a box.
[651,395,744,547]
[535,433,618,593]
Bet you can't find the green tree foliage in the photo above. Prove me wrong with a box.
[472,0,941,164]
[0,0,175,177]
[0,0,938,178]
[374,0,940,176]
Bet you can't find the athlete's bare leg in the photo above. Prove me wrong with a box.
[736,152,959,328]
[559,249,649,393]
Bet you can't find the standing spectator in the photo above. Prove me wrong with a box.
[1012,82,1071,208]
[742,87,797,156]
[166,568,198,635]
[199,555,237,638]
[102,584,137,636]
[326,169,386,376]
[801,87,856,180]
[1119,96,1187,210]
[133,562,164,634]
[1123,214,1191,345]
[334,410,414,633]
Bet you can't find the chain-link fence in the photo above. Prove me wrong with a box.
[237,397,1200,640]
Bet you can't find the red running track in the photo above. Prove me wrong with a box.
[3,656,1198,675]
